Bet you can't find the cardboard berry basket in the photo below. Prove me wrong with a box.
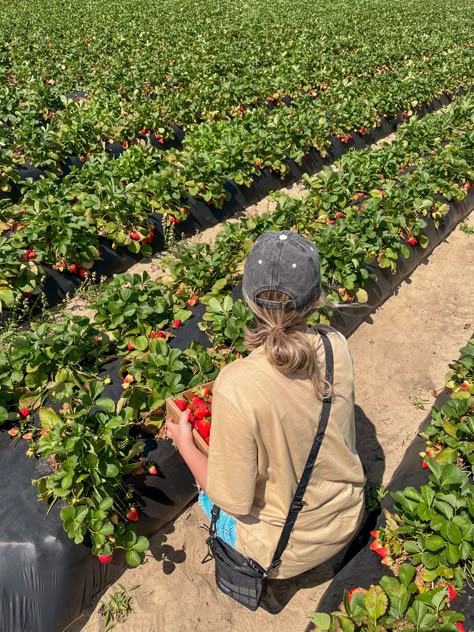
[166,381,214,457]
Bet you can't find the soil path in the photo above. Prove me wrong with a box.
[70,214,473,632]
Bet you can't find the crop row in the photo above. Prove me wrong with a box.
[1,91,473,316]
[1,90,473,560]
[2,0,474,164]
[308,338,473,632]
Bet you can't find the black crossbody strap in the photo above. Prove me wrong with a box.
[267,329,334,574]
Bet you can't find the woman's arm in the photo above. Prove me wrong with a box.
[165,410,208,491]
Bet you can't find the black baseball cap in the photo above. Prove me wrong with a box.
[242,230,321,310]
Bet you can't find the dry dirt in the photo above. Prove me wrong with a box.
[69,213,473,632]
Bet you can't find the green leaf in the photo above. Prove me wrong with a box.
[60,506,76,522]
[308,613,331,630]
[104,463,120,477]
[425,535,447,552]
[365,585,388,620]
[446,523,462,545]
[95,398,116,413]
[99,497,114,511]
[0,406,8,423]
[133,535,149,553]
[399,564,416,587]
[39,407,62,428]
[125,549,142,567]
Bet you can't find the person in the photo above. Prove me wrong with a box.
[166,230,365,581]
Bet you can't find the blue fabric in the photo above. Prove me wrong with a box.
[198,491,237,547]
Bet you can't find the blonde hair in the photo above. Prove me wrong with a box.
[243,290,330,399]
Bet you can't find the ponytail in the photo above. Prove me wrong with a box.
[243,290,330,399]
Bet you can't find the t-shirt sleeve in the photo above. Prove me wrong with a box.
[206,389,257,515]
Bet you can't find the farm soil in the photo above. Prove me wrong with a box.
[70,212,473,632]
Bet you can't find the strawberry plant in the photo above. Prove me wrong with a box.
[33,383,149,566]
[92,271,191,339]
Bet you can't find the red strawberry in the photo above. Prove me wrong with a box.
[338,288,346,297]
[8,427,19,437]
[172,319,182,329]
[455,623,465,632]
[69,263,79,274]
[192,396,205,408]
[127,341,136,351]
[98,554,112,564]
[170,217,180,224]
[129,232,140,241]
[407,237,418,246]
[79,269,89,278]
[195,419,211,439]
[26,250,37,259]
[79,155,86,163]
[126,508,139,522]
[380,174,385,179]
[121,179,128,186]
[121,141,128,148]
[327,220,335,225]
[145,236,153,244]
[447,585,458,601]
[175,399,187,412]
[19,407,31,419]
[202,386,211,398]
[336,212,343,218]
[188,413,196,425]
[23,292,33,298]
[465,182,471,189]
[87,152,93,157]
[194,406,211,420]
[431,150,436,156]
[156,331,165,338]
[148,465,159,475]
[123,374,135,384]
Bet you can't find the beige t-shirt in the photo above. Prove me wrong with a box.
[206,326,365,579]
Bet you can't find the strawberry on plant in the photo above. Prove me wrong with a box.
[69,263,79,274]
[172,319,182,329]
[127,341,136,351]
[123,374,135,384]
[327,219,335,225]
[98,554,112,564]
[447,584,458,601]
[19,407,31,419]
[148,465,158,475]
[407,237,418,246]
[79,156,86,163]
[455,623,465,632]
[336,212,343,218]
[22,432,33,440]
[338,288,346,297]
[126,507,139,522]
[129,232,141,241]
[8,427,19,437]
[170,217,180,224]
[79,269,89,278]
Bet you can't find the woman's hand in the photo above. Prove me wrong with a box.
[166,409,208,490]
[166,409,193,454]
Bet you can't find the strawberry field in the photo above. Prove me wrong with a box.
[1,0,474,313]
[0,0,473,630]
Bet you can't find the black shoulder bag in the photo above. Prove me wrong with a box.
[203,330,334,610]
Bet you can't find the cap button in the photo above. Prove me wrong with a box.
[279,234,288,240]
